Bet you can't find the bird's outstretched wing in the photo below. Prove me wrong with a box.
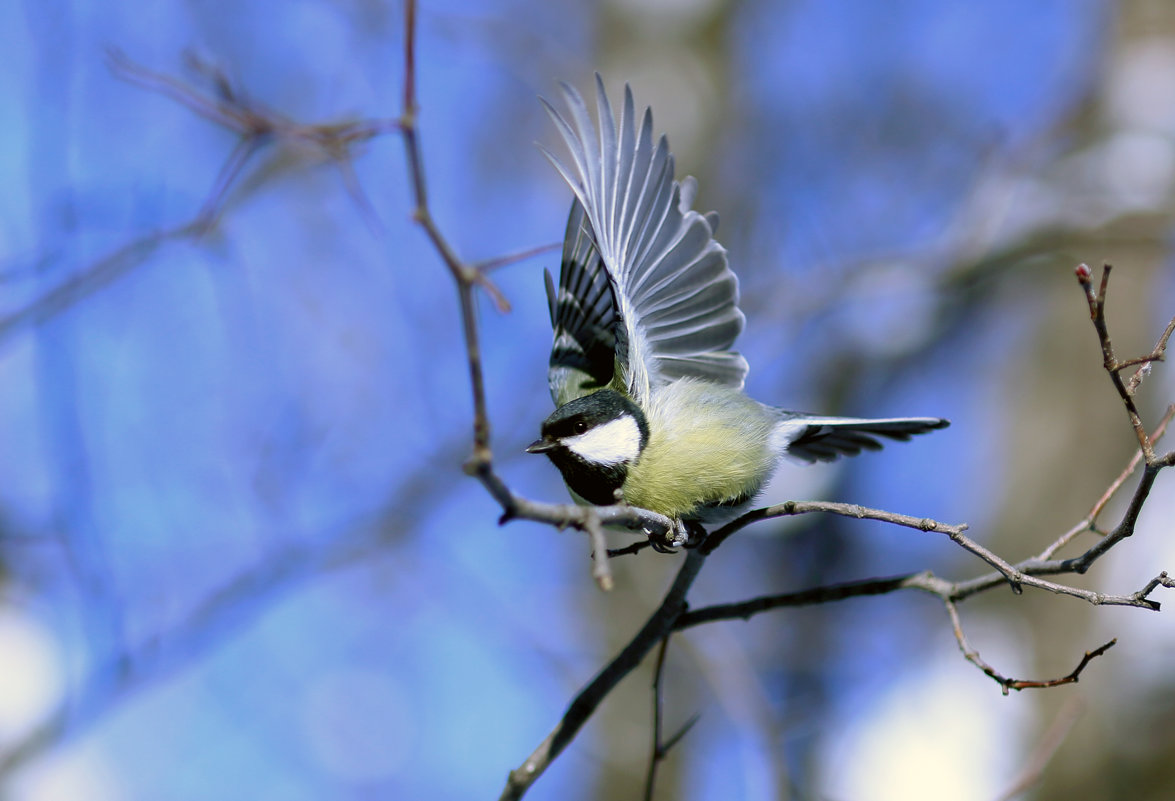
[541,77,748,407]
[774,414,950,463]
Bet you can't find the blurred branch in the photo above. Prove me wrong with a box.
[992,697,1085,801]
[474,241,562,273]
[0,17,569,782]
[0,432,470,779]
[0,220,202,344]
[0,49,403,348]
[106,47,400,220]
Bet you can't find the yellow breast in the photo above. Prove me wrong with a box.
[622,379,776,519]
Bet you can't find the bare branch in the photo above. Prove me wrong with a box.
[675,573,928,630]
[944,599,1117,694]
[499,551,707,801]
[0,221,203,345]
[1075,263,1162,458]
[703,500,1024,591]
[1041,404,1175,559]
[702,500,968,553]
[0,51,404,346]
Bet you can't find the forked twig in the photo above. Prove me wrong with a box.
[642,635,701,801]
[944,600,1116,695]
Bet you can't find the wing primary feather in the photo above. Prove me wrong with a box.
[616,86,638,262]
[594,75,618,248]
[559,82,601,213]
[541,79,750,397]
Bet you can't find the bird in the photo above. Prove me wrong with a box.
[526,77,948,548]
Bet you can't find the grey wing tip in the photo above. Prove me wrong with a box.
[538,99,568,136]
[559,80,586,107]
[595,74,610,105]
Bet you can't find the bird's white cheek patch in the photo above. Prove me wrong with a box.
[564,417,643,466]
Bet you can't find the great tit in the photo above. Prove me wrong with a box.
[527,78,948,545]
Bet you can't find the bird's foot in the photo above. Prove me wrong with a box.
[649,519,703,553]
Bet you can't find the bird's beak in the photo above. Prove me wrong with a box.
[526,437,557,454]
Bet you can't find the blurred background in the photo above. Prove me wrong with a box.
[1,0,1174,798]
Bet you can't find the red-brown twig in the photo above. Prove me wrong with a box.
[944,600,1116,695]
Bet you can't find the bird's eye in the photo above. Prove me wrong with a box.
[573,421,588,434]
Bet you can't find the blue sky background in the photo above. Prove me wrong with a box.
[2,1,1173,799]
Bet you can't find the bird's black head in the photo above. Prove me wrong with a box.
[526,390,649,505]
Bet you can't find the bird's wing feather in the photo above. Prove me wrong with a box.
[541,76,748,405]
[545,201,623,407]
[773,415,949,463]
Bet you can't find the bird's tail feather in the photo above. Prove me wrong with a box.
[771,413,949,463]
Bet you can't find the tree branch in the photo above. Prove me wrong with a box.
[499,550,707,801]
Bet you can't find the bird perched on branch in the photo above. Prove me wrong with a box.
[527,77,948,548]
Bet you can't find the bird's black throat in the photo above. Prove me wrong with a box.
[545,449,629,506]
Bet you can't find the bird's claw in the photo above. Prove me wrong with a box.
[648,519,692,553]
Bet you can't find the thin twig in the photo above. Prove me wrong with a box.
[0,51,403,346]
[1041,404,1175,559]
[0,221,204,345]
[945,599,1116,694]
[474,241,562,273]
[643,635,671,801]
[1075,263,1156,459]
[701,500,968,554]
[676,573,927,629]
[702,500,1023,591]
[608,541,654,558]
[587,519,613,592]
